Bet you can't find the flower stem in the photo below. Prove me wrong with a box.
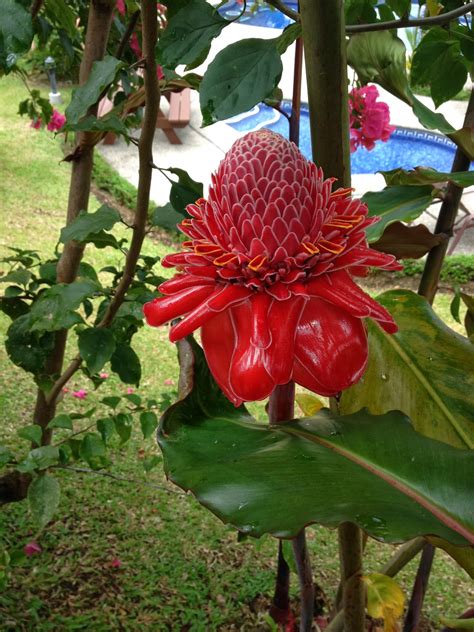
[268,382,295,424]
[292,530,315,632]
[338,522,366,632]
[402,543,435,632]
[269,541,291,626]
[418,88,474,303]
[268,384,314,631]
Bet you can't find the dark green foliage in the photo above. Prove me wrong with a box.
[59,205,121,243]
[0,0,33,73]
[393,255,474,285]
[411,27,470,107]
[200,38,283,126]
[157,0,229,69]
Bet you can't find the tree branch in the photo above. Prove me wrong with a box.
[266,0,300,21]
[33,0,116,448]
[30,0,44,19]
[115,10,141,60]
[57,465,183,495]
[299,1,361,628]
[418,88,474,303]
[346,2,474,33]
[45,0,161,408]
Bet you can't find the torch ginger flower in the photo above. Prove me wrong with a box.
[144,131,400,405]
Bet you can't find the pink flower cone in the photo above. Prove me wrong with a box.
[144,131,400,405]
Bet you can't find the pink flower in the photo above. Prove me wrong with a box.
[126,387,134,394]
[144,131,400,406]
[72,389,88,400]
[111,558,122,568]
[62,387,69,393]
[30,118,42,129]
[99,372,109,379]
[163,378,175,386]
[349,85,395,152]
[116,0,126,14]
[24,541,42,556]
[47,109,66,132]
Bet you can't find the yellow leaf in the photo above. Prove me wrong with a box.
[363,573,405,632]
[426,0,443,16]
[295,392,324,416]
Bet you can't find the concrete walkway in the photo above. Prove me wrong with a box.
[98,22,474,253]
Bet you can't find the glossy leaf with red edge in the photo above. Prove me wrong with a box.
[158,338,474,545]
[340,290,474,449]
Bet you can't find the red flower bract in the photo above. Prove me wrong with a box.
[144,130,400,405]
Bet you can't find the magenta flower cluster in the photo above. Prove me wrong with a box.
[349,85,395,152]
[30,109,66,132]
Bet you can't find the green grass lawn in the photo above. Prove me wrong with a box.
[0,75,472,631]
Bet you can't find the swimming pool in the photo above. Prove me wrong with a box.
[225,102,460,174]
[219,1,422,31]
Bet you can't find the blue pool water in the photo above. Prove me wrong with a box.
[225,102,460,174]
[220,2,466,174]
[219,1,422,30]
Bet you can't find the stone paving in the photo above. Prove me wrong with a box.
[98,22,474,253]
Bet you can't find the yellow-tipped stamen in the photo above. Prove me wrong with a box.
[194,242,223,255]
[330,187,355,198]
[301,241,320,255]
[248,254,267,271]
[325,221,354,229]
[340,214,363,224]
[214,253,238,266]
[319,239,345,254]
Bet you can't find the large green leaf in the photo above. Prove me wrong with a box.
[347,30,412,103]
[0,0,33,73]
[157,0,229,69]
[5,315,55,375]
[65,56,124,125]
[411,27,467,108]
[158,339,474,545]
[110,344,141,385]
[381,167,474,188]
[340,290,474,450]
[28,474,60,529]
[60,205,120,243]
[361,185,434,242]
[151,203,184,231]
[43,0,77,40]
[167,167,203,213]
[385,0,410,16]
[28,280,99,332]
[200,38,283,126]
[345,0,378,24]
[78,327,116,374]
